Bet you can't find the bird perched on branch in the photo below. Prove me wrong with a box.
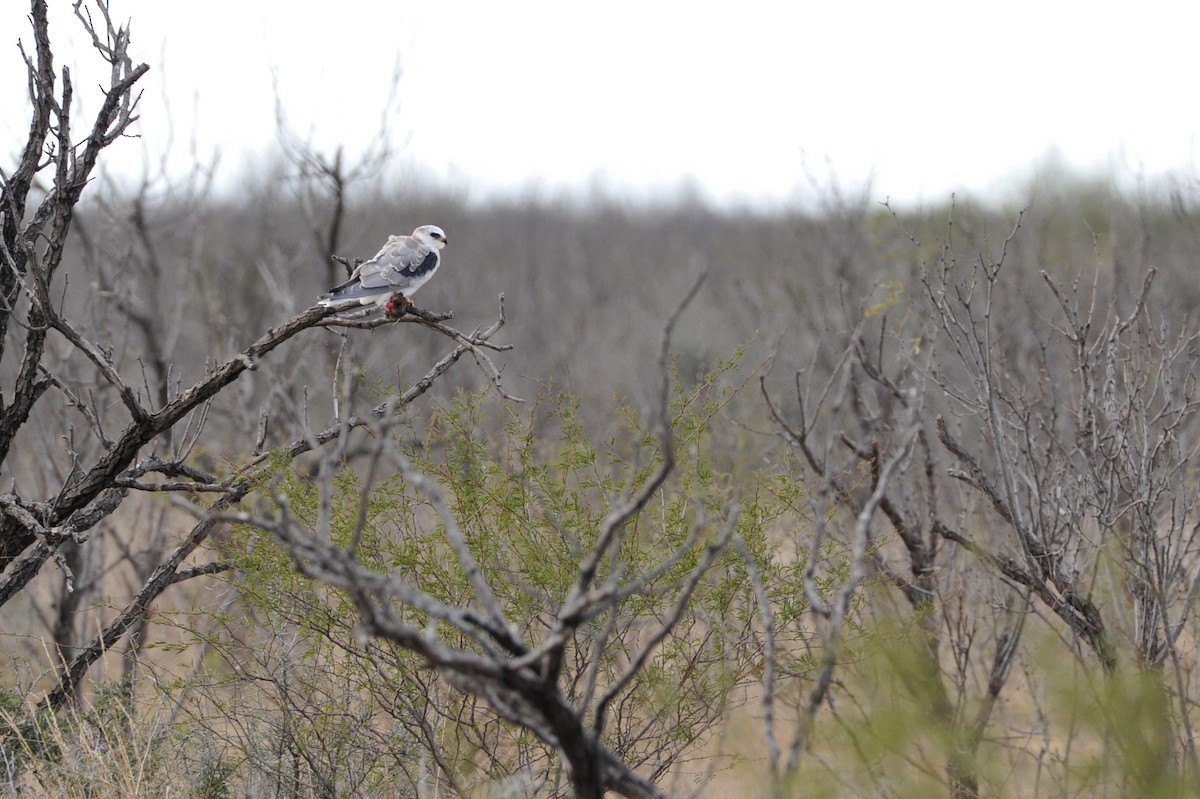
[319,224,447,316]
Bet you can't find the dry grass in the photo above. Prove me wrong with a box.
[5,175,1200,796]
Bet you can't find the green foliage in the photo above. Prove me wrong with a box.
[205,352,793,794]
[191,755,237,799]
[863,281,905,319]
[720,625,1198,799]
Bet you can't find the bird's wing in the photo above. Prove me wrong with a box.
[354,234,438,292]
[320,235,401,296]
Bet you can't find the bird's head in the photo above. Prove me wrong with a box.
[413,224,448,250]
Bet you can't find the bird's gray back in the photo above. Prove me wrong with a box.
[357,234,437,290]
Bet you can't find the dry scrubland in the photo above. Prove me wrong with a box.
[6,168,1200,798]
[10,5,1200,797]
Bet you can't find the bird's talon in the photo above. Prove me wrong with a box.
[385,293,412,319]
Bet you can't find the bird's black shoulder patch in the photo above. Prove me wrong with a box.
[404,250,438,277]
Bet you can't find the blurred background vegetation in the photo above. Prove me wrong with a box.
[7,6,1200,791]
[5,158,1200,796]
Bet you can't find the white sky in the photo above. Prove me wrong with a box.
[4,1,1200,209]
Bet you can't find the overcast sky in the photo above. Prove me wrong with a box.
[4,1,1199,209]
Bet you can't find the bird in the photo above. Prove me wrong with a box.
[318,224,447,314]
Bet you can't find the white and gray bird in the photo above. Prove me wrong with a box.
[318,224,448,311]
